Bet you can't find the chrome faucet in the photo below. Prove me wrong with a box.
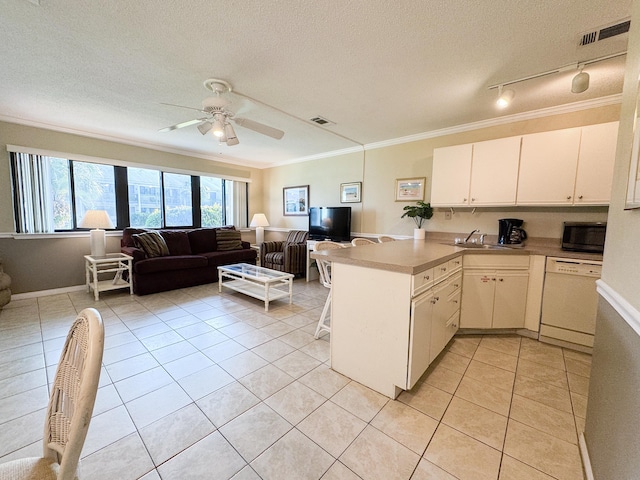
[464,229,479,243]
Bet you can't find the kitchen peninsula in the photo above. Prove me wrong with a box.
[312,238,601,399]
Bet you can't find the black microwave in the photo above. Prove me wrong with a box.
[562,222,607,253]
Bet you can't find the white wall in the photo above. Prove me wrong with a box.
[263,105,618,239]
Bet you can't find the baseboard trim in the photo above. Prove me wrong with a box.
[579,432,595,480]
[11,284,86,300]
[596,279,640,338]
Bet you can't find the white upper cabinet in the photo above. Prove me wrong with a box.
[517,127,582,205]
[431,144,472,207]
[431,122,618,207]
[573,121,619,205]
[469,136,521,206]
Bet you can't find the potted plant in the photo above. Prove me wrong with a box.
[401,201,433,239]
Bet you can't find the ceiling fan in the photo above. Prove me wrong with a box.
[159,78,285,146]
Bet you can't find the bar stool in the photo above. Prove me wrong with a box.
[351,237,376,246]
[313,241,346,339]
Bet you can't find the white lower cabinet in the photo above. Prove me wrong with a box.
[460,255,529,329]
[429,273,461,363]
[408,270,461,388]
[408,289,434,389]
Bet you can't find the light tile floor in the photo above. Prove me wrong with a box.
[0,279,590,480]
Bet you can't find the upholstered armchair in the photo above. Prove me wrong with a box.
[261,230,309,276]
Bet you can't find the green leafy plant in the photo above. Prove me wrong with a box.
[401,201,434,228]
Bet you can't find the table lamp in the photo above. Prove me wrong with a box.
[79,210,114,257]
[250,213,269,245]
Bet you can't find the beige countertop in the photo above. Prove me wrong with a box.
[311,235,603,275]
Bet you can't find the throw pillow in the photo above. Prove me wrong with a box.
[216,229,243,251]
[132,231,170,258]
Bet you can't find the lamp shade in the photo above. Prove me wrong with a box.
[250,213,270,227]
[250,213,269,246]
[79,210,114,229]
[79,210,113,257]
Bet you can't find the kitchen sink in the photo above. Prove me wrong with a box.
[441,242,509,250]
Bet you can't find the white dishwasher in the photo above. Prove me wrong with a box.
[539,257,602,348]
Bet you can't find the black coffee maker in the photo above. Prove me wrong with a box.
[498,218,527,245]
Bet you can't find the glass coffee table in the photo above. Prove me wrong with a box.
[217,263,294,311]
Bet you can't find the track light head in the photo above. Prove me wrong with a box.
[496,86,515,108]
[571,70,590,94]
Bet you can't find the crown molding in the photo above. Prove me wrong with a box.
[0,114,264,169]
[1,93,622,170]
[362,94,623,152]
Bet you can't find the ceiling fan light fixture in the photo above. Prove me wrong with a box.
[224,123,236,139]
[496,86,515,108]
[212,116,225,137]
[571,69,590,93]
[197,121,212,135]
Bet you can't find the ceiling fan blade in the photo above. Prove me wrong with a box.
[158,117,208,133]
[160,102,208,114]
[233,117,285,140]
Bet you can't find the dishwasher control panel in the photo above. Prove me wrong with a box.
[546,257,602,277]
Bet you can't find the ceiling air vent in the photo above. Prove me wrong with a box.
[309,116,335,126]
[579,19,630,46]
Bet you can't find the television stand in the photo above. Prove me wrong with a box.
[306,239,352,282]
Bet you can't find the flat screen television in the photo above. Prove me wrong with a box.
[308,206,352,242]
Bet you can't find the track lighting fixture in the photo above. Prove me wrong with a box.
[489,51,626,107]
[496,86,515,108]
[571,66,590,94]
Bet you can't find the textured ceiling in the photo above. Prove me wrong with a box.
[0,0,632,168]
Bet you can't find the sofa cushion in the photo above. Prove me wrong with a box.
[188,226,236,253]
[201,249,257,267]
[160,230,192,256]
[216,229,243,251]
[133,231,170,258]
[188,228,219,253]
[134,255,208,274]
[121,227,146,248]
[264,251,284,266]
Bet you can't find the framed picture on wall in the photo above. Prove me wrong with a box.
[395,177,425,201]
[283,185,310,216]
[340,182,362,203]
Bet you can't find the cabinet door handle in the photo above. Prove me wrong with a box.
[492,278,497,281]
[566,196,572,200]
[441,267,447,271]
[452,299,458,304]
[471,198,476,202]
[499,278,504,282]
[453,283,460,288]
[424,275,430,280]
[578,195,583,199]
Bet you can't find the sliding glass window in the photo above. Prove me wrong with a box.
[164,172,193,227]
[10,149,247,233]
[72,161,116,227]
[128,167,162,228]
[200,176,223,227]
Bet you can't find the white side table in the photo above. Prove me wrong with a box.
[250,244,261,267]
[84,253,133,301]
